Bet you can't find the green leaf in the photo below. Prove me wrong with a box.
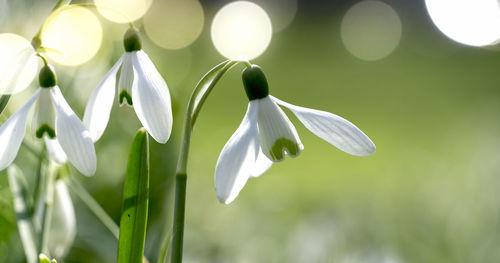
[0,95,10,115]
[8,165,37,263]
[117,128,150,263]
[189,60,240,126]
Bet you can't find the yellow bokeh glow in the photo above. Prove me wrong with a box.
[144,0,204,50]
[94,0,152,23]
[0,33,38,94]
[42,7,103,66]
[425,0,500,47]
[211,1,272,60]
[341,0,402,61]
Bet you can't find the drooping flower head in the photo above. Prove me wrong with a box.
[0,64,97,176]
[215,65,376,204]
[83,27,173,143]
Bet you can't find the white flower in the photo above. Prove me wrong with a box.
[0,33,38,95]
[0,65,96,176]
[83,28,172,143]
[48,180,76,259]
[215,65,376,204]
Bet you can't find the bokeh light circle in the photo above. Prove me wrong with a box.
[425,0,500,47]
[94,0,152,23]
[0,33,38,94]
[341,0,402,61]
[250,0,298,32]
[42,7,103,66]
[211,1,272,60]
[144,0,204,50]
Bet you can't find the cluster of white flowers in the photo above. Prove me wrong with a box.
[0,28,172,177]
[1,30,375,205]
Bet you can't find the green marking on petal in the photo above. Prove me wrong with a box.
[270,137,300,161]
[119,90,133,106]
[36,123,55,139]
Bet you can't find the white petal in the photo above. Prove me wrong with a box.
[32,88,55,139]
[249,147,273,178]
[131,50,173,144]
[48,181,76,259]
[257,96,303,162]
[271,96,376,156]
[118,53,134,106]
[215,101,259,204]
[0,89,40,170]
[0,44,38,94]
[44,136,68,164]
[50,86,96,176]
[83,55,124,142]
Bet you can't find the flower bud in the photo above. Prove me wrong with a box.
[39,65,57,88]
[123,27,142,52]
[242,65,269,101]
[39,254,57,263]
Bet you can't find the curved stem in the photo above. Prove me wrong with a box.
[32,0,72,49]
[36,54,49,66]
[0,95,10,115]
[52,0,72,11]
[170,59,250,263]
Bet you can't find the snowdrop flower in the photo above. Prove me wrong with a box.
[0,64,97,176]
[83,27,173,143]
[215,65,376,204]
[0,33,39,95]
[48,180,76,260]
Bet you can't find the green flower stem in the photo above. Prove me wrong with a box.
[52,0,72,11]
[0,95,10,115]
[32,146,47,215]
[32,0,72,49]
[38,162,56,256]
[68,177,119,239]
[169,59,250,263]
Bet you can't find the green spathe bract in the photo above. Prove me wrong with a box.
[39,65,57,88]
[117,128,149,263]
[270,137,300,161]
[242,65,269,101]
[123,27,142,52]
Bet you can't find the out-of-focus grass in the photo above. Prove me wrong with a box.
[2,0,500,262]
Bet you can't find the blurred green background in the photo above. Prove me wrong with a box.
[2,0,500,262]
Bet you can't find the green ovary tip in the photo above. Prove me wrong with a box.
[270,137,301,161]
[36,123,55,139]
[119,90,133,106]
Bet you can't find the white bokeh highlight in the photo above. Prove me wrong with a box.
[341,0,402,61]
[250,0,298,32]
[144,0,204,50]
[94,0,152,23]
[0,33,38,94]
[425,0,500,47]
[42,7,103,66]
[211,1,272,60]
